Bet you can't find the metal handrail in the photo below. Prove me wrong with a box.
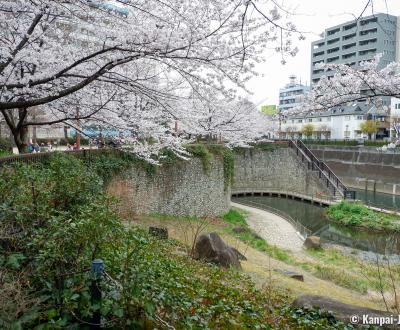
[288,140,344,197]
[297,140,347,191]
[231,188,338,203]
[233,198,312,239]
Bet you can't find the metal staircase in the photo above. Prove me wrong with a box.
[288,140,356,199]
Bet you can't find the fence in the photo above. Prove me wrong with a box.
[232,198,312,239]
[0,148,125,167]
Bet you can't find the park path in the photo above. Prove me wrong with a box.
[231,202,304,252]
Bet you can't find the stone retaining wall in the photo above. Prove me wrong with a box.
[232,148,332,197]
[107,157,230,217]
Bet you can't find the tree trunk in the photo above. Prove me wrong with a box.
[12,125,29,153]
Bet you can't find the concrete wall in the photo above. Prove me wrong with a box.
[232,148,331,197]
[309,146,400,195]
[107,157,230,217]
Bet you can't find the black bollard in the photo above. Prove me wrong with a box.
[90,259,104,329]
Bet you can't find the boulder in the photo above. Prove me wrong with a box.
[274,269,304,282]
[193,232,242,268]
[149,226,168,239]
[292,295,394,328]
[230,247,247,261]
[303,236,321,249]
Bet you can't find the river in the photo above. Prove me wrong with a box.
[232,195,400,255]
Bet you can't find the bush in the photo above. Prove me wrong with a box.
[0,137,12,151]
[327,201,400,231]
[303,139,358,146]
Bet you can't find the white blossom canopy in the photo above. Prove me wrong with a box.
[0,0,300,154]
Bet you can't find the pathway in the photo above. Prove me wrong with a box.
[231,202,304,252]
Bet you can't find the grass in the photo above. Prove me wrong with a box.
[222,208,294,263]
[222,208,400,295]
[0,149,12,157]
[141,208,399,302]
[327,201,400,232]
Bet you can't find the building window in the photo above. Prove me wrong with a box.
[327,27,340,36]
[343,23,357,31]
[298,119,302,123]
[345,116,350,121]
[359,49,376,56]
[327,38,340,45]
[360,28,377,36]
[308,118,312,122]
[360,17,377,26]
[343,33,356,41]
[356,115,364,120]
[327,47,340,54]
[343,42,356,50]
[327,56,339,63]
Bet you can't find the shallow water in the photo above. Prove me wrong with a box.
[354,189,400,211]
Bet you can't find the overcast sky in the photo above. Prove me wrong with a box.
[246,0,400,109]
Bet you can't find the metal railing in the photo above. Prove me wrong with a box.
[232,198,312,239]
[288,140,356,199]
[231,188,338,204]
[0,148,122,167]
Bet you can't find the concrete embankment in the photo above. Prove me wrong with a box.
[309,146,400,196]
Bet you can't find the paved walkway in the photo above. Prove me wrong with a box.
[231,202,304,252]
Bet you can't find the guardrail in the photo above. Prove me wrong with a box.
[0,148,121,167]
[231,189,338,205]
[232,198,312,239]
[288,140,356,199]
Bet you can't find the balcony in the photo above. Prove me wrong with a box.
[313,51,325,58]
[342,33,356,41]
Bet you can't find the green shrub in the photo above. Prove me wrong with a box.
[0,137,12,151]
[327,201,400,231]
[303,139,358,146]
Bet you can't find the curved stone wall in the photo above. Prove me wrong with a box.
[232,148,332,197]
[107,157,230,217]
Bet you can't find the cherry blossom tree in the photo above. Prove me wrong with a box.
[0,0,301,154]
[177,90,273,147]
[297,54,400,113]
[292,54,400,142]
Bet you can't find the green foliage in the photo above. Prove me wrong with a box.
[284,307,356,330]
[327,201,400,231]
[363,140,394,147]
[185,143,234,190]
[223,209,247,226]
[0,137,13,151]
[301,124,315,138]
[0,149,11,157]
[360,120,378,137]
[185,143,213,172]
[303,139,358,146]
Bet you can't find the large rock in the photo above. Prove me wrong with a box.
[293,295,394,328]
[303,236,321,249]
[193,232,243,268]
